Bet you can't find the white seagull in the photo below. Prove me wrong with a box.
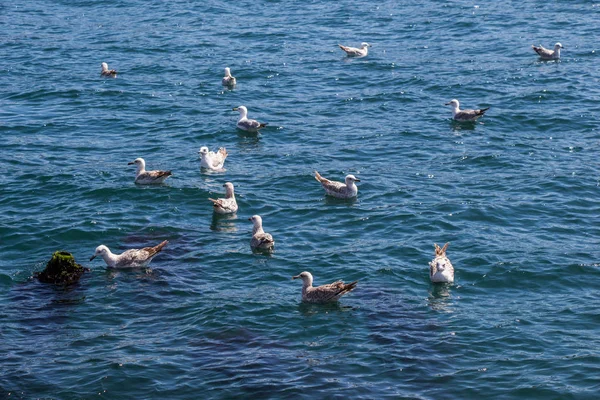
[208,182,238,214]
[90,240,168,268]
[445,99,489,121]
[249,215,274,251]
[233,106,267,132]
[292,271,358,303]
[338,42,371,57]
[532,43,563,60]
[128,158,172,184]
[315,171,360,199]
[199,146,228,171]
[429,243,455,283]
[222,67,237,86]
[100,62,117,77]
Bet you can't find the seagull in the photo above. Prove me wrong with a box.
[249,215,274,251]
[292,271,357,303]
[90,240,168,268]
[198,146,228,171]
[338,42,371,57]
[445,99,489,121]
[532,43,563,60]
[208,182,238,214]
[222,67,237,86]
[233,106,267,132]
[429,243,454,283]
[314,171,360,199]
[128,158,172,184]
[100,62,117,77]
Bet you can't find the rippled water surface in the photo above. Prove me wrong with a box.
[2,1,600,398]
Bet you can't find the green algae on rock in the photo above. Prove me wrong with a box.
[36,251,88,285]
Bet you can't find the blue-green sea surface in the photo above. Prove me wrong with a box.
[2,0,600,398]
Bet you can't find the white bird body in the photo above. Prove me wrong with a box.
[208,182,238,214]
[233,106,267,132]
[315,171,360,199]
[532,43,563,60]
[101,62,117,77]
[445,99,489,121]
[222,67,237,86]
[338,42,371,57]
[429,243,454,283]
[90,240,168,268]
[249,215,274,251]
[128,158,172,184]
[292,271,357,303]
[199,146,228,171]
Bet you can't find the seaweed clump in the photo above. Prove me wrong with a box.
[36,251,88,285]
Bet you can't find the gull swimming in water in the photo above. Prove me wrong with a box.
[222,67,236,86]
[128,158,172,184]
[532,43,563,60]
[199,146,228,171]
[208,182,238,214]
[445,99,489,121]
[338,42,371,57]
[249,215,274,251]
[429,243,454,283]
[315,171,360,199]
[100,62,117,77]
[90,240,168,268]
[233,106,267,132]
[292,271,357,303]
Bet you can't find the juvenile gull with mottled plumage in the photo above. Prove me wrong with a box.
[292,271,357,303]
[249,215,274,251]
[429,243,454,283]
[101,62,117,77]
[128,158,172,184]
[208,182,238,214]
[233,106,267,132]
[338,42,371,57]
[199,146,228,171]
[532,43,563,60]
[315,171,360,199]
[222,67,236,86]
[90,240,168,268]
[445,99,489,121]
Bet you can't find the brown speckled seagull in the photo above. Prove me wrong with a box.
[445,99,489,121]
[90,240,168,268]
[292,271,357,303]
[315,171,360,199]
[128,157,172,184]
[208,182,238,214]
[100,62,117,77]
[249,215,274,251]
[338,42,371,57]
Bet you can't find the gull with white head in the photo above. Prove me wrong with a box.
[233,106,268,132]
[249,215,274,252]
[100,62,117,77]
[292,271,357,303]
[532,43,563,60]
[315,171,360,199]
[208,182,238,214]
[445,99,489,121]
[128,158,172,184]
[222,67,237,86]
[198,146,228,171]
[429,243,454,283]
[90,240,168,268]
[338,42,371,57]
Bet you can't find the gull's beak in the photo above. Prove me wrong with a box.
[292,275,300,280]
[90,255,96,261]
[232,107,239,111]
[444,102,451,105]
[354,178,361,182]
[127,162,134,165]
[248,217,252,221]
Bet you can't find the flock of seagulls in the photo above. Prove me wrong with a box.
[90,39,562,302]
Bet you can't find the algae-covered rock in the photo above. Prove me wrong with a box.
[36,251,87,285]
